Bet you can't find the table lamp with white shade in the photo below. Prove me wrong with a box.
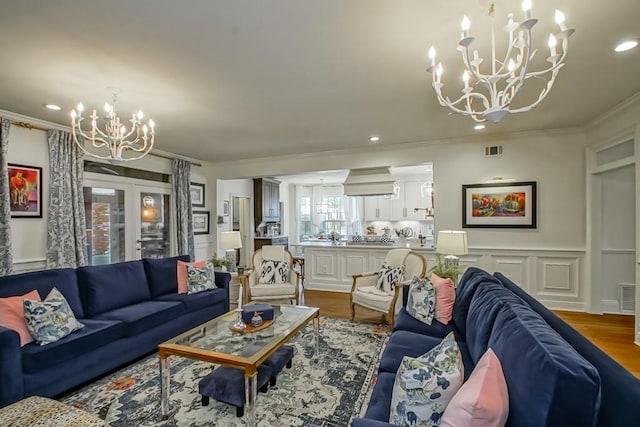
[220,231,242,272]
[436,230,468,270]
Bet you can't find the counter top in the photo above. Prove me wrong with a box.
[254,236,288,240]
[300,241,435,250]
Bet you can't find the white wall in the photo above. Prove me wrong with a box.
[6,125,49,272]
[210,130,590,251]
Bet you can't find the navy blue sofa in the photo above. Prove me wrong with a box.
[352,267,640,427]
[0,255,230,408]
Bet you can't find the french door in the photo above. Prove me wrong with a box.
[83,174,174,265]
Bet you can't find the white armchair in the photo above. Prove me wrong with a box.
[247,246,299,305]
[350,249,427,327]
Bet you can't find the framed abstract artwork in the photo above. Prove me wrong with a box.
[8,163,43,218]
[462,181,537,228]
[193,210,210,235]
[190,182,205,208]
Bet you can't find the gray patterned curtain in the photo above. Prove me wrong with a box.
[0,118,13,274]
[172,159,194,259]
[46,130,87,268]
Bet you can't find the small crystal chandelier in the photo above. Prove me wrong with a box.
[71,93,155,161]
[426,1,574,124]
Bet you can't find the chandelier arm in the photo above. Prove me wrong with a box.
[507,69,559,113]
[73,126,111,149]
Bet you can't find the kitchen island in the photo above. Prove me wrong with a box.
[300,241,436,292]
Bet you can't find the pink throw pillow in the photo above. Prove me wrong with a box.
[0,290,41,346]
[177,260,207,294]
[440,348,509,427]
[431,273,456,324]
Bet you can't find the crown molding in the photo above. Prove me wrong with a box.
[0,109,69,132]
[586,91,640,131]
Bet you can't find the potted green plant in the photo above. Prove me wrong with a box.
[429,254,464,281]
[210,255,230,272]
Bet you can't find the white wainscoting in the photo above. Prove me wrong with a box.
[303,245,586,311]
[12,258,47,273]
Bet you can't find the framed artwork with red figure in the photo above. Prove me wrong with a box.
[462,181,537,228]
[8,164,43,218]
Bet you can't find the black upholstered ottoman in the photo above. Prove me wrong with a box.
[263,345,295,387]
[199,364,272,417]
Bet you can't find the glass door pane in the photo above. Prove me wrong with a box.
[83,187,126,265]
[139,192,171,259]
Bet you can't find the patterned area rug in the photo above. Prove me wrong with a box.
[61,317,389,426]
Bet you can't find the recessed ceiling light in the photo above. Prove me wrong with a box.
[474,124,486,130]
[44,104,61,111]
[614,40,638,53]
[369,136,380,142]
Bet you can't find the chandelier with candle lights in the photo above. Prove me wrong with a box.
[426,1,574,124]
[71,93,155,161]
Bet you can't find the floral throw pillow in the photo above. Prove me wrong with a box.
[406,277,436,325]
[376,262,406,295]
[23,287,84,346]
[389,332,464,427]
[186,263,217,294]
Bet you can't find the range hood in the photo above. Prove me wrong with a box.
[343,167,395,196]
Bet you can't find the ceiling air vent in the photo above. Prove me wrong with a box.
[485,145,503,157]
[619,284,635,314]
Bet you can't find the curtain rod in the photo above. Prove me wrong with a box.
[10,120,202,167]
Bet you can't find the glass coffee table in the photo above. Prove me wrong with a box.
[158,304,320,426]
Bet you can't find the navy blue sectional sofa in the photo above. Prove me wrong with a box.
[0,255,230,408]
[352,267,640,427]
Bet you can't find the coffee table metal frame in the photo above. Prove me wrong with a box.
[158,304,320,426]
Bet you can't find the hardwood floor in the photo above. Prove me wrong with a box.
[301,289,640,378]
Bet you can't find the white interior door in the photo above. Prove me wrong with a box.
[84,173,174,264]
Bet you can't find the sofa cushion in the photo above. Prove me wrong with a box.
[393,308,455,339]
[441,348,509,427]
[379,330,475,381]
[452,268,500,340]
[0,290,41,346]
[389,332,464,427]
[143,255,191,297]
[0,268,84,318]
[23,288,84,346]
[466,282,526,363]
[78,260,151,317]
[155,288,227,312]
[93,300,184,337]
[22,318,124,373]
[364,371,397,422]
[489,303,601,427]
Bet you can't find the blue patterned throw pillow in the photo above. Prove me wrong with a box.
[389,332,464,427]
[23,287,84,346]
[406,277,436,325]
[186,263,217,294]
[376,262,406,295]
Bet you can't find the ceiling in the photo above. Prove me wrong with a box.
[0,0,638,163]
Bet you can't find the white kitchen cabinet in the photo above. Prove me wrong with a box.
[364,196,391,220]
[391,181,421,220]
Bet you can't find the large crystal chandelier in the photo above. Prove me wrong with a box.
[427,1,574,124]
[71,93,155,161]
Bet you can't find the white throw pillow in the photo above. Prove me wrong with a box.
[259,259,277,284]
[274,260,290,284]
[406,277,436,325]
[376,262,406,295]
[389,332,464,426]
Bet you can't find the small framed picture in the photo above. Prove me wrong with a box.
[190,182,205,208]
[8,164,43,218]
[223,200,229,216]
[193,210,210,235]
[462,181,537,228]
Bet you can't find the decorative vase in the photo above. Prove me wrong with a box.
[251,312,263,327]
